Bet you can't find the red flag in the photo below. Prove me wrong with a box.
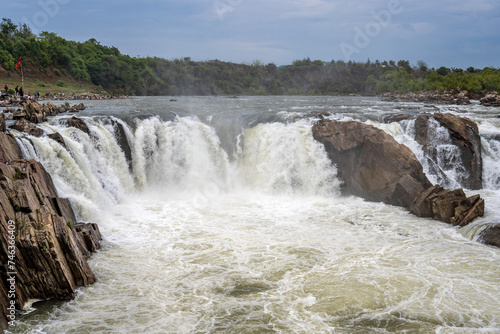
[15,57,21,70]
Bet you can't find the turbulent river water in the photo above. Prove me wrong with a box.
[8,96,500,333]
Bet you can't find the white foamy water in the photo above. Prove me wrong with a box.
[8,96,500,333]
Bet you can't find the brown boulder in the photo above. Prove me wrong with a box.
[480,92,500,107]
[0,133,23,162]
[410,185,484,226]
[10,118,44,137]
[67,116,90,134]
[478,224,500,248]
[48,132,67,149]
[61,102,85,113]
[22,101,47,123]
[44,101,60,116]
[312,119,432,207]
[11,109,25,120]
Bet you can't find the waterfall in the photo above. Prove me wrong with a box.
[396,118,468,189]
[482,134,500,190]
[13,115,341,221]
[241,121,340,195]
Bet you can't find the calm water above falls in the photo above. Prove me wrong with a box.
[9,96,500,333]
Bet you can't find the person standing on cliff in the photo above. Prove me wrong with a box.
[3,85,7,94]
[15,86,19,96]
[19,87,24,97]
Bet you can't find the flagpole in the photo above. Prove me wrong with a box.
[21,60,24,91]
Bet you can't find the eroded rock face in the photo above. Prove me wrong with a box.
[0,133,22,162]
[48,132,67,149]
[23,101,47,124]
[409,185,484,226]
[14,101,86,125]
[67,116,90,134]
[0,158,101,330]
[312,119,433,208]
[10,118,44,137]
[0,113,5,133]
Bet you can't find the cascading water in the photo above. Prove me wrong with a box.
[386,117,468,190]
[8,96,500,334]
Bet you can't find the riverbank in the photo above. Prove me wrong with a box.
[381,90,500,107]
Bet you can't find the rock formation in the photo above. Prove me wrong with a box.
[67,116,90,134]
[6,101,86,125]
[478,224,500,248]
[0,133,22,163]
[312,119,484,228]
[48,132,67,149]
[10,119,44,137]
[381,90,471,105]
[0,114,5,133]
[409,185,484,227]
[480,92,500,107]
[0,127,100,331]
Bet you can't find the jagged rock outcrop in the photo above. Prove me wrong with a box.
[0,113,5,133]
[10,101,86,125]
[23,101,47,124]
[0,133,22,162]
[0,136,100,331]
[478,224,500,248]
[313,119,484,228]
[480,92,500,107]
[10,118,44,137]
[409,185,484,226]
[67,116,90,134]
[312,119,433,208]
[48,132,67,149]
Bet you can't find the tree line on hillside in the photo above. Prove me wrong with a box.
[1,18,500,96]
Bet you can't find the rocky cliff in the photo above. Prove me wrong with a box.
[312,119,485,228]
[0,127,101,331]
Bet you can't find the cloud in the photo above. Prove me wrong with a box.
[2,0,499,68]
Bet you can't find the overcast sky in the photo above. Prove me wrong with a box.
[4,0,500,69]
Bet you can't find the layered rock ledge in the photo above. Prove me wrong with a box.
[6,101,85,124]
[480,91,500,107]
[312,119,485,228]
[0,131,101,330]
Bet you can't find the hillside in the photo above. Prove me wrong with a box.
[1,18,500,97]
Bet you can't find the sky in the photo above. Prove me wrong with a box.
[3,0,500,69]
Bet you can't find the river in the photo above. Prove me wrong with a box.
[8,96,500,333]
